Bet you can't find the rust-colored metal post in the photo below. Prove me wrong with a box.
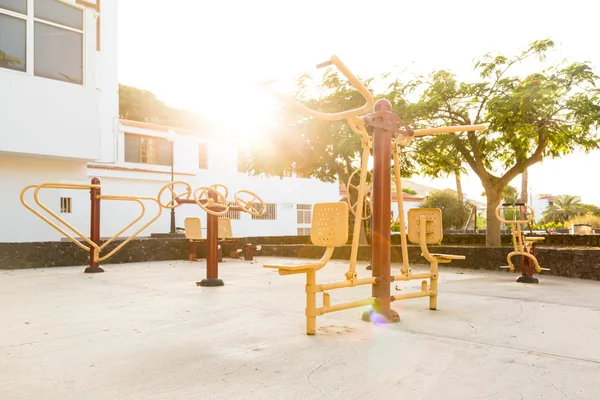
[188,241,197,261]
[362,99,400,324]
[198,191,224,286]
[85,177,104,273]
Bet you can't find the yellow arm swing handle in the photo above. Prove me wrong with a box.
[259,55,375,123]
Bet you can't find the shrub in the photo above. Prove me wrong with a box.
[420,189,469,230]
[565,214,600,229]
[531,221,564,230]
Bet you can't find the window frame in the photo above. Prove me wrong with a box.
[297,204,312,224]
[0,0,87,84]
[252,203,277,220]
[124,133,173,166]
[60,196,71,213]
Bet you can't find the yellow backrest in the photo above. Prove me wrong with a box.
[218,218,234,239]
[311,202,349,247]
[184,217,203,240]
[408,208,443,245]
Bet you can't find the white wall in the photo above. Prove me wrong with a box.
[0,155,88,242]
[97,0,119,163]
[0,7,103,161]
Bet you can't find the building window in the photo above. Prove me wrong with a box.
[221,202,240,220]
[237,149,247,173]
[297,204,312,224]
[60,197,71,213]
[0,0,84,84]
[297,227,311,236]
[76,0,100,50]
[198,143,208,169]
[124,133,172,166]
[34,21,83,84]
[252,203,276,220]
[0,9,26,73]
[0,0,27,14]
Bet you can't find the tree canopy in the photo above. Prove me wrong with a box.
[248,39,599,246]
[542,195,586,224]
[390,39,600,245]
[246,70,415,184]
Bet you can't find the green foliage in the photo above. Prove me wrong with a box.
[531,221,564,230]
[565,214,600,228]
[390,223,401,232]
[402,187,418,195]
[247,70,415,183]
[388,39,600,245]
[542,195,586,224]
[119,84,206,129]
[501,185,519,203]
[420,189,469,229]
[581,204,600,217]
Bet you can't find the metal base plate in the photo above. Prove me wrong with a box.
[361,309,400,324]
[516,275,539,284]
[84,266,105,273]
[197,278,225,287]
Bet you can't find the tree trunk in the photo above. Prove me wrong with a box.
[455,172,463,204]
[484,187,503,247]
[520,168,528,203]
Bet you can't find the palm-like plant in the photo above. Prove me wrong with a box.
[542,195,586,224]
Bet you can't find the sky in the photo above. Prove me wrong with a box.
[117,0,600,205]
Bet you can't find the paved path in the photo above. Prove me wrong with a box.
[1,257,599,399]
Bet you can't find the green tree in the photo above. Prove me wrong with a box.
[542,195,586,224]
[247,70,415,185]
[118,84,207,129]
[581,203,600,217]
[420,189,469,230]
[394,39,600,246]
[402,187,418,195]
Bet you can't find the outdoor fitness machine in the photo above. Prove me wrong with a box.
[20,179,265,286]
[170,181,266,286]
[260,55,486,334]
[496,202,549,283]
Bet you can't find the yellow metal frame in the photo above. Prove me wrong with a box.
[495,204,547,273]
[261,54,485,334]
[20,183,162,264]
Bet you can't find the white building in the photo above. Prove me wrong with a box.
[0,0,339,243]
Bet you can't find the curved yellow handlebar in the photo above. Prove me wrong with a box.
[495,204,535,224]
[260,55,374,121]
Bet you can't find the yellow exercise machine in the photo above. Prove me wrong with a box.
[20,179,265,281]
[496,202,549,283]
[261,55,486,334]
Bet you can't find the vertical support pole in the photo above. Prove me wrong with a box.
[170,140,176,234]
[306,270,317,335]
[429,260,438,310]
[362,99,400,324]
[198,191,224,287]
[188,241,197,261]
[85,177,104,273]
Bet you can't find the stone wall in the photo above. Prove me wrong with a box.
[2,236,600,281]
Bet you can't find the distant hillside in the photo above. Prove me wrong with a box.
[118,84,207,130]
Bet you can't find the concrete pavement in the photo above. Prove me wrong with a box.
[1,257,599,399]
